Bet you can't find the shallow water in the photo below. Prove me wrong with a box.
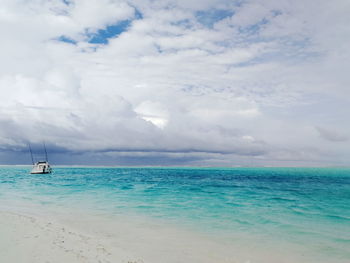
[1,166,349,262]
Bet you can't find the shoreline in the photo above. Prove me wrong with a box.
[1,205,349,263]
[0,209,282,263]
[0,209,247,263]
[0,207,335,263]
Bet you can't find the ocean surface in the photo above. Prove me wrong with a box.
[1,166,349,262]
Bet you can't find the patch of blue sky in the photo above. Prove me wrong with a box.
[54,7,142,46]
[196,9,233,28]
[56,35,77,45]
[88,20,131,44]
[55,21,132,46]
[87,9,142,45]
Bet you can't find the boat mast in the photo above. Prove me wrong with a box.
[43,142,48,162]
[28,143,34,165]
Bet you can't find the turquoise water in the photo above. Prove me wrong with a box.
[1,167,350,261]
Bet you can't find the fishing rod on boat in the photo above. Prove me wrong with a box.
[29,142,52,174]
[28,143,34,165]
[43,141,48,162]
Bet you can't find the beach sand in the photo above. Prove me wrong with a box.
[0,211,134,263]
[0,210,245,263]
[0,209,324,263]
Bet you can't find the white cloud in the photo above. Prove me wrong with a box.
[135,101,169,129]
[0,0,349,165]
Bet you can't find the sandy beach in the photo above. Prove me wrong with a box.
[0,211,133,263]
[0,210,247,263]
[0,209,302,263]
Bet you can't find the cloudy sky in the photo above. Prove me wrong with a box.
[0,0,349,166]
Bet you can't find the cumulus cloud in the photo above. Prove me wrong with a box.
[0,0,349,165]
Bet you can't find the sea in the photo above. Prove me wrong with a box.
[0,166,349,262]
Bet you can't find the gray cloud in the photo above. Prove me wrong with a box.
[316,127,349,142]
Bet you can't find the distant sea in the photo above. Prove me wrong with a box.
[1,167,349,262]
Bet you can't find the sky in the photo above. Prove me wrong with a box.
[0,0,349,166]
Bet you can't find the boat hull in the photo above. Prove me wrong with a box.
[30,161,52,174]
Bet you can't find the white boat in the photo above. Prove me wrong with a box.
[31,161,52,174]
[29,143,53,174]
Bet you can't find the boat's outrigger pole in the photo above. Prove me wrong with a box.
[43,141,48,162]
[28,143,34,165]
[28,142,52,174]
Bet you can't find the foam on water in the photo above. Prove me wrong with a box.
[1,166,350,262]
